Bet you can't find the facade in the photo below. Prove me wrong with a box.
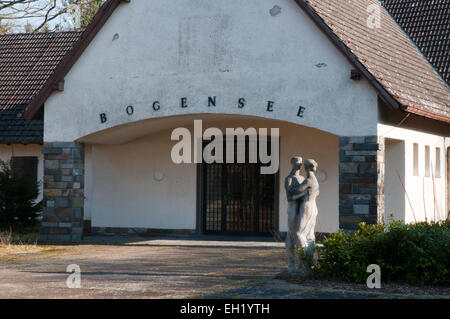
[0,32,81,205]
[1,0,449,241]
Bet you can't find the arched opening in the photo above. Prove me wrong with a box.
[76,114,339,236]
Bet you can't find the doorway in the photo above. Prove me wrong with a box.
[384,138,406,222]
[199,136,278,235]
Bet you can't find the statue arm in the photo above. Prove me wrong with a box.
[290,190,308,201]
[291,178,311,194]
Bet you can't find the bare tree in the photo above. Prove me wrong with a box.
[0,17,12,33]
[0,0,104,33]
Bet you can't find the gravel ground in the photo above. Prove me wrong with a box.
[0,236,448,299]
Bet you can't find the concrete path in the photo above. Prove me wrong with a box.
[0,236,448,299]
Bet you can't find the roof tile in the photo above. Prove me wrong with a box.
[306,0,449,121]
[0,31,81,143]
[383,0,449,85]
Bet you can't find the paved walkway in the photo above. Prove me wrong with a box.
[0,236,448,299]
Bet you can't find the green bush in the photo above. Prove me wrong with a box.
[314,220,450,285]
[0,160,42,228]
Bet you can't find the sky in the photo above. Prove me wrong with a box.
[1,0,80,32]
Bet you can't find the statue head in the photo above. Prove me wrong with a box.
[290,156,303,170]
[304,159,318,173]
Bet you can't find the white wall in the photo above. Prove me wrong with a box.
[0,144,44,202]
[379,124,447,223]
[384,139,405,222]
[91,129,197,229]
[44,0,378,142]
[88,117,339,233]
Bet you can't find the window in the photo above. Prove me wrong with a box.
[413,143,419,176]
[435,148,441,178]
[11,156,38,185]
[424,146,430,177]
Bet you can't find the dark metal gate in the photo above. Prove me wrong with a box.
[201,137,277,235]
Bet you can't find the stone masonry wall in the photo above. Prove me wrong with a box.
[339,136,385,230]
[39,142,84,241]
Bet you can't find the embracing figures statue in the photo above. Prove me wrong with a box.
[284,157,320,273]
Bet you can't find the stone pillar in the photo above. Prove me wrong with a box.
[39,142,84,241]
[339,136,384,230]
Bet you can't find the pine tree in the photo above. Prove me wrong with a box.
[0,161,42,228]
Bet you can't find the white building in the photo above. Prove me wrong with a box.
[1,0,449,241]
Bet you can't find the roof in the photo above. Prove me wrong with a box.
[0,105,43,144]
[382,0,449,85]
[0,31,81,143]
[4,0,449,129]
[297,0,449,123]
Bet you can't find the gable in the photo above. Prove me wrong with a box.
[42,0,380,142]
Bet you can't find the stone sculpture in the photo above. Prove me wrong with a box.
[284,157,320,273]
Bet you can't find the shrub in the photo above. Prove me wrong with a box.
[0,160,42,228]
[314,220,450,285]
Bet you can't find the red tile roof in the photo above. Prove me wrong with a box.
[297,0,449,122]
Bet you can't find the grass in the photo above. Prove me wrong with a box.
[0,225,41,255]
[0,225,95,261]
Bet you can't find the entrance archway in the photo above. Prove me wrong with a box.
[70,114,340,237]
